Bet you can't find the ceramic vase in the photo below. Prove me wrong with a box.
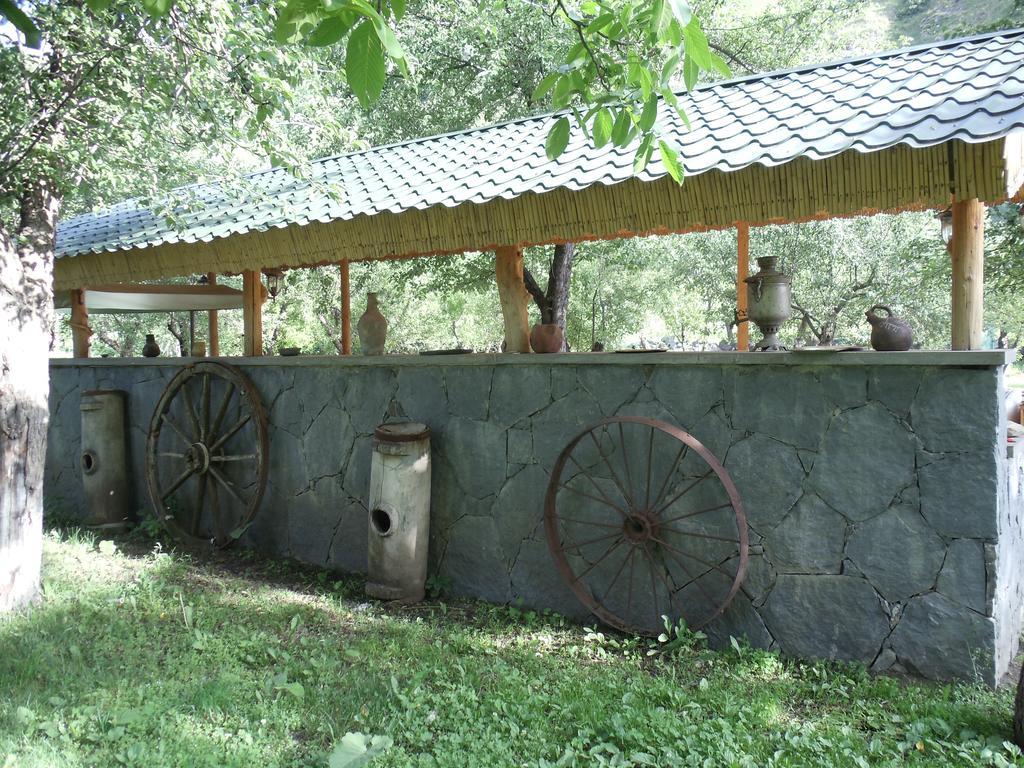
[142,334,161,358]
[530,323,564,353]
[357,292,388,355]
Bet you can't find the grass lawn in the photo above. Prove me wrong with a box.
[1,530,1022,767]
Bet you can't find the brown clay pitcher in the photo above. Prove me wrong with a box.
[865,305,912,351]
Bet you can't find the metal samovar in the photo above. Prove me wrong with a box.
[744,256,792,351]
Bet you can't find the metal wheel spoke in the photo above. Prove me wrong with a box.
[644,426,655,508]
[660,502,734,526]
[563,528,623,552]
[569,538,625,585]
[210,414,251,451]
[650,443,688,515]
[652,536,737,581]
[655,538,720,613]
[161,467,196,500]
[653,469,712,517]
[641,542,661,626]
[642,542,682,618]
[558,476,627,517]
[557,515,622,530]
[617,422,637,509]
[660,526,738,545]
[208,464,247,506]
[588,431,635,512]
[566,453,628,519]
[599,546,635,606]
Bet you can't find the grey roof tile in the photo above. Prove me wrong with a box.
[56,28,1024,259]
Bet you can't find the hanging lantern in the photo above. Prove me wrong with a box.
[936,207,953,246]
[263,268,284,298]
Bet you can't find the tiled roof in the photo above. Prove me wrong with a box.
[56,28,1024,259]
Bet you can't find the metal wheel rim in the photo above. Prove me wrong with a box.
[544,416,748,636]
[145,361,269,547]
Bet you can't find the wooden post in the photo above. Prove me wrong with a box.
[70,288,91,358]
[950,198,985,350]
[495,246,531,353]
[242,270,265,357]
[736,223,750,352]
[340,261,352,355]
[207,272,220,356]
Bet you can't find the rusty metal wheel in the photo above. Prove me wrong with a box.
[146,361,268,547]
[544,416,747,636]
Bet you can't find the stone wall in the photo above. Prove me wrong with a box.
[44,353,1023,684]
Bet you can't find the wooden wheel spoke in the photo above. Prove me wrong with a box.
[157,452,185,459]
[180,381,202,440]
[209,381,235,440]
[566,453,628,519]
[588,431,635,511]
[209,454,257,462]
[209,474,223,544]
[652,470,712,517]
[191,474,207,536]
[210,414,251,452]
[161,466,196,500]
[659,502,734,526]
[570,538,625,585]
[208,464,247,506]
[161,414,192,446]
[200,373,211,442]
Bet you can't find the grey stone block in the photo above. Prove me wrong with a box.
[729,367,830,449]
[507,428,534,465]
[303,405,354,482]
[765,494,846,574]
[809,403,916,521]
[445,366,491,421]
[577,366,642,415]
[440,416,507,499]
[530,390,603,469]
[649,366,723,427]
[341,367,397,433]
[816,367,867,410]
[868,367,922,418]
[396,367,448,427]
[509,537,591,620]
[845,504,945,602]
[705,592,774,650]
[490,365,551,427]
[937,538,988,613]
[761,575,889,663]
[492,464,548,563]
[911,369,999,454]
[444,515,512,603]
[550,367,578,400]
[889,592,995,683]
[919,451,998,539]
[725,434,805,531]
[328,496,369,574]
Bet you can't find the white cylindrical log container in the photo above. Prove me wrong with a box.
[80,389,131,531]
[366,422,431,602]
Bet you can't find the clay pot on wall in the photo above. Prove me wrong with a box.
[530,323,564,353]
[865,305,913,351]
[357,292,388,355]
[142,334,160,358]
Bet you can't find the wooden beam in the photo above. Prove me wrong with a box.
[736,223,750,352]
[340,261,351,355]
[242,270,265,356]
[495,246,531,353]
[207,273,219,356]
[950,198,985,350]
[70,288,91,358]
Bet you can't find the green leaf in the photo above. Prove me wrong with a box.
[666,0,691,26]
[545,116,571,160]
[592,108,613,148]
[551,75,573,109]
[307,15,355,46]
[647,0,668,37]
[610,108,632,147]
[638,95,658,132]
[0,0,40,47]
[86,0,112,12]
[390,0,405,20]
[328,732,393,768]
[532,72,560,103]
[275,0,320,44]
[658,140,684,184]
[683,53,699,90]
[633,134,654,174]
[682,17,713,69]
[346,20,386,108]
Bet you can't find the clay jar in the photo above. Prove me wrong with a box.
[357,292,388,355]
[142,334,160,358]
[530,323,564,353]
[865,305,913,351]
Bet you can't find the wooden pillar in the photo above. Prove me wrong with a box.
[242,270,265,357]
[207,272,220,356]
[736,223,750,352]
[495,246,531,353]
[950,198,985,350]
[339,261,352,355]
[70,288,91,358]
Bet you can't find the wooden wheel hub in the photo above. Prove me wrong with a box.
[184,442,211,474]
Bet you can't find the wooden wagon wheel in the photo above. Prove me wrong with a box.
[146,361,268,547]
[544,416,747,636]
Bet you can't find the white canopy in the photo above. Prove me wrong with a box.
[55,284,243,314]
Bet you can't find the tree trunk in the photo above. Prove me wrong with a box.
[1,180,59,614]
[523,242,575,351]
